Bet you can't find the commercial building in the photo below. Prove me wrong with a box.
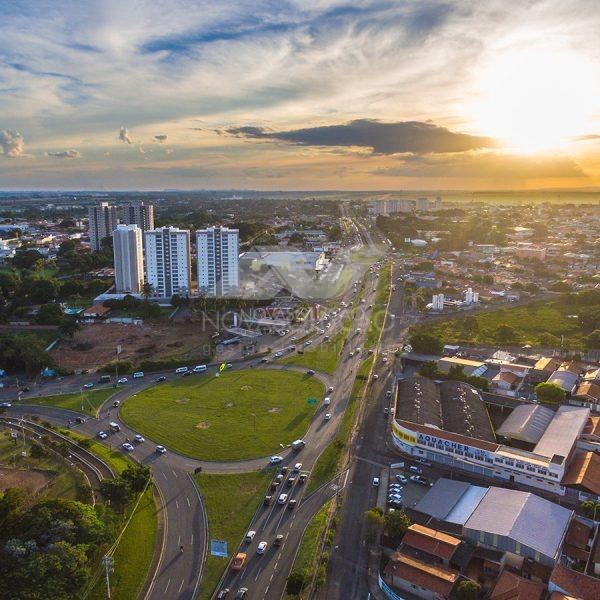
[145,227,191,298]
[112,224,144,294]
[122,200,154,233]
[88,202,118,251]
[415,480,574,567]
[196,226,239,296]
[392,377,599,498]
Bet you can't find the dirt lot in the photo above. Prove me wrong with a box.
[51,319,215,371]
[0,467,51,494]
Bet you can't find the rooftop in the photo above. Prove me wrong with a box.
[549,563,600,600]
[490,569,545,600]
[402,524,461,561]
[561,452,600,496]
[533,405,590,463]
[385,552,458,597]
[396,376,442,429]
[464,487,573,561]
[496,404,555,445]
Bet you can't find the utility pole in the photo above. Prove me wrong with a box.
[114,345,122,387]
[102,555,114,599]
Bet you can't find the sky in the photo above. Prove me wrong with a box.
[0,0,599,191]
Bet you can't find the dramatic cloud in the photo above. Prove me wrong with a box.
[0,129,25,157]
[153,135,168,143]
[224,120,496,154]
[119,127,133,144]
[46,150,81,159]
[574,134,600,141]
[372,152,586,179]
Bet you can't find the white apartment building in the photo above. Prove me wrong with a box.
[145,227,191,298]
[88,202,118,251]
[196,226,239,296]
[112,224,144,294]
[122,200,154,233]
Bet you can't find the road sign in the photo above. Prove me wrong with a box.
[307,397,317,406]
[210,539,228,557]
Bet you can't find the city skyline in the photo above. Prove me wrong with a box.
[1,1,599,191]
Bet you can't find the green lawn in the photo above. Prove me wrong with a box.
[194,470,273,600]
[411,299,586,348]
[365,263,391,348]
[90,486,158,600]
[24,388,116,416]
[306,357,373,495]
[120,370,324,461]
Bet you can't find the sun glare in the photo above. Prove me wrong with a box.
[470,46,599,153]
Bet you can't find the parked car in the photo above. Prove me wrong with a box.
[415,458,432,467]
[372,477,380,487]
[395,474,408,484]
[134,434,145,443]
[408,465,422,475]
[122,442,134,452]
[410,475,430,486]
[156,445,167,454]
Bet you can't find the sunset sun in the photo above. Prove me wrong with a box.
[470,46,598,153]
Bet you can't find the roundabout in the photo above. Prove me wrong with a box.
[119,369,325,461]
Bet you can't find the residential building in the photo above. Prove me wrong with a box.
[112,224,144,294]
[122,200,154,233]
[88,202,118,251]
[145,227,191,298]
[196,226,239,296]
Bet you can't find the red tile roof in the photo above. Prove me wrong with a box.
[550,564,600,600]
[385,552,458,597]
[402,524,461,561]
[490,570,545,600]
[561,452,600,496]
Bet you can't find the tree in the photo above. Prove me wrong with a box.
[409,332,443,355]
[453,580,481,600]
[580,500,600,519]
[419,361,438,378]
[461,316,479,339]
[0,488,25,525]
[36,303,64,326]
[538,332,561,348]
[121,465,151,493]
[535,382,566,404]
[384,510,411,542]
[286,571,307,595]
[99,478,130,508]
[142,282,153,299]
[364,508,384,544]
[12,249,44,270]
[494,324,519,344]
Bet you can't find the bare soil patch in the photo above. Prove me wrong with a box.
[195,422,210,430]
[0,467,51,494]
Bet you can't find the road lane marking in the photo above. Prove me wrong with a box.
[186,496,191,507]
[164,579,171,594]
[175,499,179,509]
[172,470,178,478]
[178,578,185,594]
[254,568,262,581]
[178,535,181,546]
[191,533,194,546]
[162,472,167,480]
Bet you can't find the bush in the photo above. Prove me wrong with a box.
[286,570,307,595]
[409,332,443,355]
[97,360,133,375]
[535,382,566,404]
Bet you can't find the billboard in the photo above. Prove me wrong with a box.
[392,422,417,446]
[210,539,228,557]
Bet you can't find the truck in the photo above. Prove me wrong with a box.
[231,552,247,571]
[291,439,305,451]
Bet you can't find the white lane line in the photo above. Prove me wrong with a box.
[175,499,179,509]
[162,472,167,480]
[191,533,194,546]
[254,568,262,581]
[178,578,185,594]
[178,535,181,546]
[186,496,191,507]
[164,578,171,594]
[270,573,274,582]
[172,470,178,478]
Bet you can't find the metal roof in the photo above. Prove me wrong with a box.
[533,405,590,462]
[464,487,572,560]
[496,404,555,444]
[414,479,471,520]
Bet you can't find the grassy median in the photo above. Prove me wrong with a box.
[121,370,324,461]
[195,470,273,600]
[24,387,116,416]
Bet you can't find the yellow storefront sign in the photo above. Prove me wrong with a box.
[392,422,417,446]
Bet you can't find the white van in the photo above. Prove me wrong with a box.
[109,421,120,432]
[193,365,207,373]
[175,366,189,374]
[133,371,144,379]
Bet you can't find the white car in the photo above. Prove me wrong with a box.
[274,351,283,358]
[122,442,134,452]
[269,455,283,464]
[117,377,128,384]
[134,434,145,443]
[327,386,334,393]
[156,445,167,454]
[83,382,94,389]
[97,431,108,439]
[278,493,288,505]
[324,413,332,421]
[257,541,268,555]
[395,474,408,484]
[245,530,256,543]
[372,477,380,487]
[0,402,12,408]
[293,463,302,473]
